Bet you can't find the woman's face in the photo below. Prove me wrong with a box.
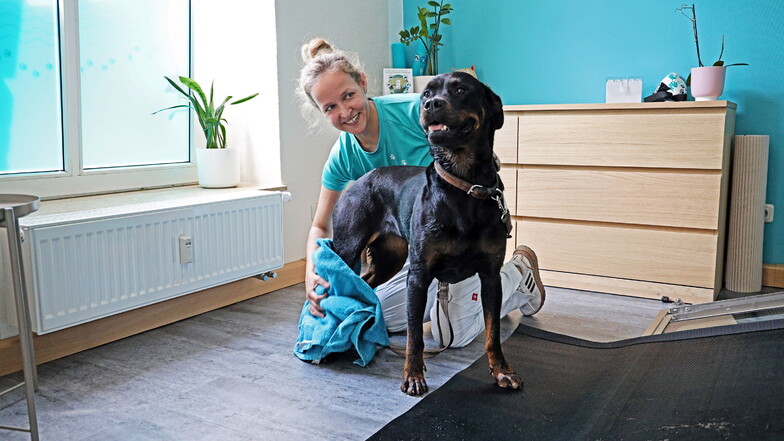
[310,70,370,136]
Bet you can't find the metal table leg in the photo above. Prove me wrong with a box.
[1,196,40,441]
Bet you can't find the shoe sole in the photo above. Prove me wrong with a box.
[514,245,546,316]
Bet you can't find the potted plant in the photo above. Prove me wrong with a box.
[677,4,748,101]
[399,0,453,92]
[154,76,258,188]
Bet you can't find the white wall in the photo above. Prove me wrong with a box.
[192,0,282,189]
[275,0,391,262]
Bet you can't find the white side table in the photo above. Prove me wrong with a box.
[0,194,40,440]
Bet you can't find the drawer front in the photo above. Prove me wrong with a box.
[518,110,727,169]
[517,168,722,229]
[498,167,517,216]
[517,220,718,288]
[495,115,518,163]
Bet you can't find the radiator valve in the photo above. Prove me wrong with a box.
[255,271,278,281]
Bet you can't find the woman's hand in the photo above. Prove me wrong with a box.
[305,267,330,317]
[304,186,342,318]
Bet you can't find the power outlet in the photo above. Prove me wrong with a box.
[764,204,774,223]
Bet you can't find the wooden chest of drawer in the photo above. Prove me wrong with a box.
[498,102,736,303]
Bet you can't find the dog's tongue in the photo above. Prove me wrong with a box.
[429,123,448,132]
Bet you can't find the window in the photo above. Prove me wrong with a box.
[0,0,63,175]
[0,0,195,198]
[79,0,190,169]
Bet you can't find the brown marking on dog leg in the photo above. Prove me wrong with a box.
[362,234,408,288]
[401,356,428,396]
[401,316,429,395]
[401,275,430,396]
[480,275,523,390]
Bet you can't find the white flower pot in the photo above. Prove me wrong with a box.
[195,147,240,188]
[413,75,437,93]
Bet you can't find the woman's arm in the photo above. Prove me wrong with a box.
[305,185,343,317]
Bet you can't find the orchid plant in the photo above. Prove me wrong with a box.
[676,4,748,84]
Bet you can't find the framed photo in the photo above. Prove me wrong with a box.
[383,68,413,95]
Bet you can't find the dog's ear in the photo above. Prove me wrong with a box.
[483,84,504,131]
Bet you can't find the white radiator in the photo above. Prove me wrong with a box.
[18,189,287,334]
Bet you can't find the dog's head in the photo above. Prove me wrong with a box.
[419,72,504,159]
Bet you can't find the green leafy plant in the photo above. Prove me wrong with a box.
[676,4,748,84]
[153,76,258,149]
[399,1,453,76]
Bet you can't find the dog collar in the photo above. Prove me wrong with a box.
[433,161,513,237]
[434,161,497,199]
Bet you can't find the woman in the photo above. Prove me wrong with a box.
[298,38,544,347]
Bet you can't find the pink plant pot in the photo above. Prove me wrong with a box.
[690,66,726,101]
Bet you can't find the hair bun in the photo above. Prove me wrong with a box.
[302,38,333,63]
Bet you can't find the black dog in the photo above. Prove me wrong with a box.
[331,72,522,396]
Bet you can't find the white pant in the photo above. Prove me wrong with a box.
[375,261,525,348]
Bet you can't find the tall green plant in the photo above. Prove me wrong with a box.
[399,1,453,76]
[153,76,258,149]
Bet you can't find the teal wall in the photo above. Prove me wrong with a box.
[403,0,783,263]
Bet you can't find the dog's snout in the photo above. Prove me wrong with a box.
[424,97,446,112]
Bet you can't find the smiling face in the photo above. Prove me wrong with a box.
[419,72,503,149]
[310,70,371,136]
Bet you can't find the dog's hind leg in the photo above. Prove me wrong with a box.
[363,234,408,288]
[479,271,523,390]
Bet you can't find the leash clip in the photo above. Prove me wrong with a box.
[492,191,513,238]
[491,192,508,220]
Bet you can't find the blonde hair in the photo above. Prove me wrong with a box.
[297,38,365,128]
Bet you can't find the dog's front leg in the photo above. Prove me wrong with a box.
[480,272,523,390]
[401,268,431,396]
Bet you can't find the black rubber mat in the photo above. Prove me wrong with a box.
[369,319,784,441]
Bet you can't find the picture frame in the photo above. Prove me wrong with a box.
[382,68,413,95]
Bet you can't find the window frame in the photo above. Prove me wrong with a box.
[0,0,197,199]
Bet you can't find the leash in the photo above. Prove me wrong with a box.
[433,160,513,238]
[386,281,454,358]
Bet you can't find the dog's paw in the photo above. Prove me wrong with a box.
[493,370,523,390]
[400,374,428,396]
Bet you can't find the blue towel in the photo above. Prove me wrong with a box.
[294,238,390,366]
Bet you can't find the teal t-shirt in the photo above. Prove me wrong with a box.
[321,93,432,191]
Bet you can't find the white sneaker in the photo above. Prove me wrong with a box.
[510,245,545,316]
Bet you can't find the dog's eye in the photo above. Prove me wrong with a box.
[455,86,466,95]
[422,90,431,98]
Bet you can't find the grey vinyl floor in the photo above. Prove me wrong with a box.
[0,283,755,441]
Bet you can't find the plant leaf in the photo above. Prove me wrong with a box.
[209,80,214,115]
[713,60,725,66]
[441,18,451,25]
[427,0,439,6]
[215,95,232,116]
[151,104,193,115]
[164,76,190,98]
[230,93,259,105]
[179,76,209,111]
